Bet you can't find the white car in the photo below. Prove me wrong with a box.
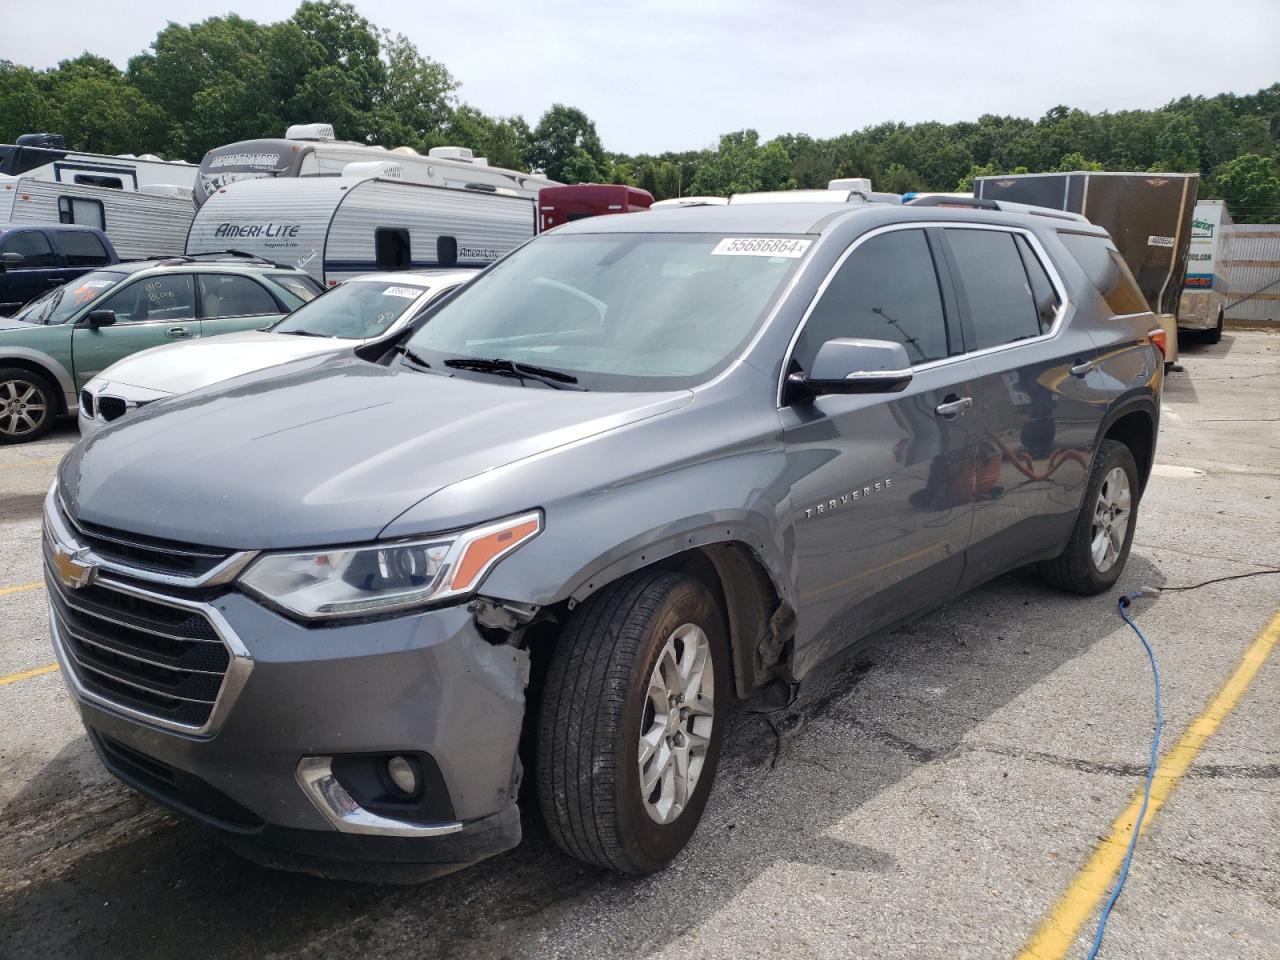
[79,270,474,436]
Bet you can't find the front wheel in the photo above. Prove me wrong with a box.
[536,571,728,874]
[1038,439,1139,595]
[0,368,58,444]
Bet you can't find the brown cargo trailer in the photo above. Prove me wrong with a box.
[975,171,1198,360]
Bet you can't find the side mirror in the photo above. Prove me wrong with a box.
[85,309,116,329]
[788,338,913,399]
[0,252,24,271]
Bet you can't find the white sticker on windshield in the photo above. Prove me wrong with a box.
[382,286,423,298]
[712,237,812,258]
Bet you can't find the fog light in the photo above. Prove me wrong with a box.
[387,755,418,795]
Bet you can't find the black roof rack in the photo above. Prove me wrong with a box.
[155,250,289,268]
[905,195,999,211]
[905,194,1089,224]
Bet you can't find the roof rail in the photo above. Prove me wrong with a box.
[905,195,1090,223]
[158,250,287,268]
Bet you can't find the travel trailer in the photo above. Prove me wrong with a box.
[538,184,653,230]
[186,169,536,285]
[194,124,558,208]
[0,134,198,259]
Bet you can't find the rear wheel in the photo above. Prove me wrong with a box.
[0,368,57,444]
[1039,439,1139,595]
[536,571,728,874]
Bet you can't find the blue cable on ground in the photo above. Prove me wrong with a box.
[1086,590,1163,959]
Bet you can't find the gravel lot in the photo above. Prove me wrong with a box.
[0,330,1276,960]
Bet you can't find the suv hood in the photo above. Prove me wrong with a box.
[61,355,691,548]
[96,330,350,395]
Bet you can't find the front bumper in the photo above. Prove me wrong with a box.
[49,570,531,879]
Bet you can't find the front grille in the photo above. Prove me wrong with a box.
[98,396,127,422]
[58,498,232,579]
[48,572,230,729]
[80,389,95,418]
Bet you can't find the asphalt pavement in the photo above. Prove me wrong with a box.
[0,329,1276,960]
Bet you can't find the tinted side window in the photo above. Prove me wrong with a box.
[1058,232,1150,316]
[794,229,948,369]
[58,231,111,267]
[198,274,278,318]
[100,275,195,323]
[946,229,1040,351]
[375,228,411,270]
[1015,235,1061,333]
[0,231,58,268]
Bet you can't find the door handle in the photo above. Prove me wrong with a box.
[934,395,973,419]
[1070,358,1096,378]
[166,327,193,339]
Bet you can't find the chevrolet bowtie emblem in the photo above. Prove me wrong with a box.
[53,544,96,590]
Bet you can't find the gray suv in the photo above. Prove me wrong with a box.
[45,199,1162,880]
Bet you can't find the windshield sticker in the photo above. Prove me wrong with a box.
[712,237,812,258]
[381,286,423,298]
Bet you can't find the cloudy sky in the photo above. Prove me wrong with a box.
[5,0,1279,155]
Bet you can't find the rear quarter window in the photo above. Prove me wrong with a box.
[1058,232,1150,317]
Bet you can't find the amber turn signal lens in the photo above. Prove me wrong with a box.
[450,516,541,592]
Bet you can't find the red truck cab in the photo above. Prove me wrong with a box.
[539,184,653,231]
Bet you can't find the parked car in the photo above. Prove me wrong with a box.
[80,270,474,435]
[0,253,320,443]
[0,225,120,316]
[46,200,1162,882]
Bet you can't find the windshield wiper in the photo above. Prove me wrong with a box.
[443,357,585,390]
[398,346,433,371]
[277,329,333,338]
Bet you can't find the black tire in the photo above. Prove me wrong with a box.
[1039,439,1140,595]
[0,366,58,444]
[1203,309,1224,345]
[536,570,728,874]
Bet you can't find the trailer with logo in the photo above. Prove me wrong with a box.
[1177,199,1234,343]
[186,167,536,286]
[975,171,1199,360]
[194,123,558,209]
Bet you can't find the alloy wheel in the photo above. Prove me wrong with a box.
[0,379,48,438]
[1090,466,1131,573]
[638,622,715,825]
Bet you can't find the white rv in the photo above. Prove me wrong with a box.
[0,178,195,260]
[1178,199,1235,344]
[194,123,558,208]
[0,136,198,258]
[186,170,536,285]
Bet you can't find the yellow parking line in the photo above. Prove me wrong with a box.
[0,663,59,686]
[0,455,61,470]
[1017,609,1280,960]
[0,581,44,598]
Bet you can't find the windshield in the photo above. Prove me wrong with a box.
[12,271,127,325]
[271,280,431,339]
[403,233,809,391]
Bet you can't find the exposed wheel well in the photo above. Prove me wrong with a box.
[1103,410,1155,493]
[0,358,69,415]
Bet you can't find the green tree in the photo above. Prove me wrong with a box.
[0,61,61,144]
[560,147,601,184]
[688,130,795,196]
[1053,151,1104,172]
[526,104,604,182]
[1211,153,1280,223]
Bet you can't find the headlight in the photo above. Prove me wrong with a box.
[239,512,541,620]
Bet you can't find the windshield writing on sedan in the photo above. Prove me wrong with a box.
[271,281,431,339]
[13,271,126,325]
